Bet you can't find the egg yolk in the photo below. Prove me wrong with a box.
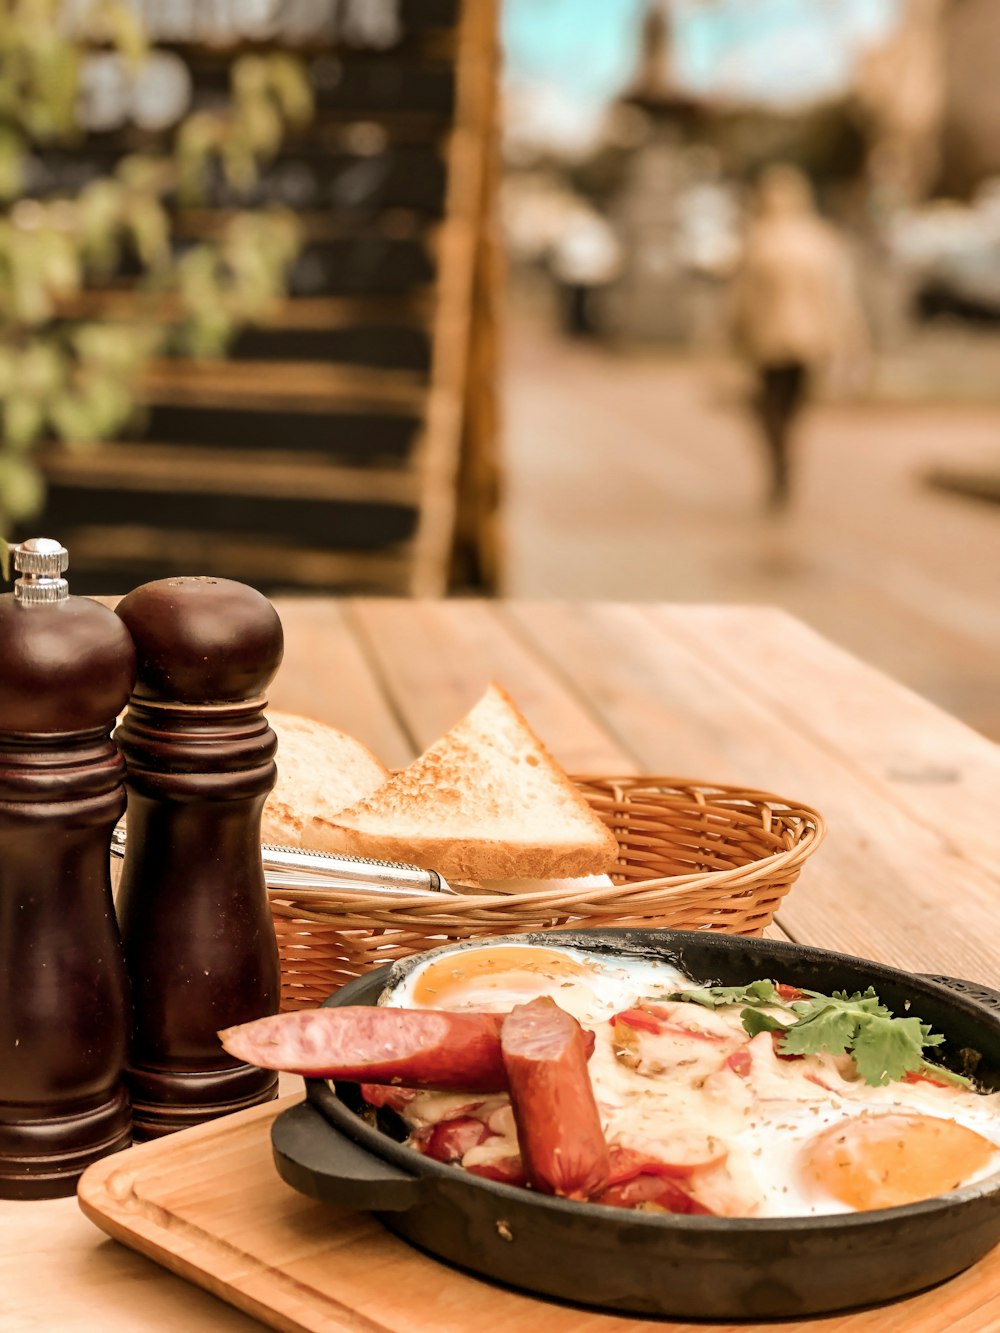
[408,946,593,1007]
[800,1112,997,1211]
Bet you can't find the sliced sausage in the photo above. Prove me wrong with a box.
[500,997,610,1200]
[597,1173,714,1214]
[218,1007,507,1091]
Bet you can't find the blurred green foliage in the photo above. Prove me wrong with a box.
[0,0,312,535]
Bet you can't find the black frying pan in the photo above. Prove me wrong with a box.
[271,929,1000,1320]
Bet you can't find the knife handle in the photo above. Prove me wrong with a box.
[260,844,448,893]
[110,821,458,896]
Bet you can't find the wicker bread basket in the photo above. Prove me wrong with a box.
[269,776,825,1010]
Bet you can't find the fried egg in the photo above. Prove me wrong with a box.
[386,942,688,1028]
[708,1094,999,1217]
[801,1111,998,1211]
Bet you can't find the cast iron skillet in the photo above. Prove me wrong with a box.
[271,929,1000,1320]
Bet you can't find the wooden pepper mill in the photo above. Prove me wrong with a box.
[0,538,136,1198]
[114,576,284,1138]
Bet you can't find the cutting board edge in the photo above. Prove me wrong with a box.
[76,1098,385,1333]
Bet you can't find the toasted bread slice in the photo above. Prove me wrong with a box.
[263,711,390,847]
[307,683,620,881]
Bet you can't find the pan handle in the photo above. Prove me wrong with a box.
[271,1100,422,1213]
[921,974,1000,1015]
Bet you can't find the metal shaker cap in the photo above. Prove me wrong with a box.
[13,537,70,604]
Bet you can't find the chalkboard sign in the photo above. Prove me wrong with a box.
[27,0,500,596]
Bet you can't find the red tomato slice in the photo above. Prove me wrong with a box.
[606,1146,660,1185]
[725,1049,752,1077]
[774,983,805,1001]
[613,1008,664,1034]
[613,1007,727,1042]
[606,1137,727,1183]
[464,1155,527,1187]
[412,1116,492,1163]
[360,1084,417,1112]
[597,1173,715,1214]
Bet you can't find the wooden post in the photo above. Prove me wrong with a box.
[409,0,501,597]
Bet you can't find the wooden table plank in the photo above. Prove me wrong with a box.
[660,604,1000,880]
[1,1197,265,1333]
[504,602,1000,980]
[344,598,643,772]
[268,600,416,772]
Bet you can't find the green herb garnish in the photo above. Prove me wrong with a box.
[913,1059,974,1090]
[662,983,958,1087]
[667,979,781,1010]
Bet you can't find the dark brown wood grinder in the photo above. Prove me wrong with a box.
[0,539,136,1198]
[114,577,283,1137]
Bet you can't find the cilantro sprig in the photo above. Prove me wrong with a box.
[661,982,963,1087]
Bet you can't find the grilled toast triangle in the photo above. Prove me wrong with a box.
[307,683,619,882]
[263,711,389,848]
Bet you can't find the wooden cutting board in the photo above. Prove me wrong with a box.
[78,1096,1000,1333]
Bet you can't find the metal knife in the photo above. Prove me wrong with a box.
[109,821,461,898]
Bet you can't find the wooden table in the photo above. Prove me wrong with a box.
[6,599,1000,1332]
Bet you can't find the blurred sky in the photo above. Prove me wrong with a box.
[503,0,900,114]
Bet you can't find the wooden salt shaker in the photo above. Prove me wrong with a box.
[0,538,136,1197]
[114,576,283,1137]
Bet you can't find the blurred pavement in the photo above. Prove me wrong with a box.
[501,312,1000,740]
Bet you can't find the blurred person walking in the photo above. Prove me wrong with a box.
[730,165,867,510]
[549,204,623,339]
